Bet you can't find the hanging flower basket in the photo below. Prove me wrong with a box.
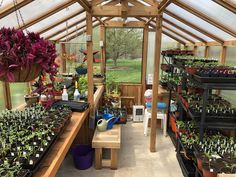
[0,27,58,82]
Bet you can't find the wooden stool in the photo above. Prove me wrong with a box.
[92,125,121,170]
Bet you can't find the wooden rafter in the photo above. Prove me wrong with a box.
[38,9,85,34]
[212,0,236,14]
[162,24,195,44]
[92,5,158,17]
[54,19,96,41]
[128,0,144,8]
[165,10,224,44]
[92,0,104,6]
[145,17,154,25]
[185,40,236,47]
[172,0,236,38]
[162,30,186,45]
[0,0,33,19]
[142,0,158,7]
[105,21,145,28]
[121,0,128,19]
[158,0,172,13]
[95,17,105,25]
[76,0,91,12]
[163,18,207,43]
[45,17,86,40]
[17,0,75,30]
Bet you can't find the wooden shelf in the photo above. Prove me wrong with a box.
[34,110,89,177]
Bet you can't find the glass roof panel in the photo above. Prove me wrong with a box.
[0,0,71,29]
[163,28,188,43]
[27,3,83,33]
[163,21,198,42]
[163,13,212,41]
[166,4,235,41]
[180,0,236,33]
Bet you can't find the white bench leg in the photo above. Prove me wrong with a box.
[144,114,149,136]
[163,114,167,137]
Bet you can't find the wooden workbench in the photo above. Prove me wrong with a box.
[34,109,89,177]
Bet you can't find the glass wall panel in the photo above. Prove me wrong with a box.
[0,82,4,110]
[208,46,221,60]
[10,83,28,108]
[196,46,205,58]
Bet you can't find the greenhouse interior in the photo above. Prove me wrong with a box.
[0,0,236,177]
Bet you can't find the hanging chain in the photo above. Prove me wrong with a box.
[12,0,29,32]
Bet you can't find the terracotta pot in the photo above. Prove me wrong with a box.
[197,157,203,171]
[53,91,62,100]
[202,168,217,177]
[185,67,199,75]
[169,115,177,133]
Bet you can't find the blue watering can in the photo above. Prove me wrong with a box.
[97,114,120,132]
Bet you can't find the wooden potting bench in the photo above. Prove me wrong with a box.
[92,124,121,170]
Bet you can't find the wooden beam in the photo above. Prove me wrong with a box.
[159,0,172,13]
[92,5,158,17]
[105,21,145,28]
[141,25,148,105]
[46,17,86,40]
[54,19,97,41]
[100,25,105,75]
[3,82,12,109]
[212,0,236,14]
[162,24,195,44]
[142,0,158,7]
[163,18,207,43]
[17,0,75,30]
[162,30,186,45]
[121,0,128,18]
[150,15,163,152]
[0,0,33,19]
[128,0,144,8]
[76,0,91,12]
[185,40,236,47]
[86,12,94,114]
[165,10,224,44]
[145,17,155,25]
[204,46,209,58]
[193,45,197,56]
[220,46,227,64]
[172,0,236,38]
[61,22,100,42]
[92,0,104,6]
[95,17,105,25]
[38,10,85,34]
[61,43,67,73]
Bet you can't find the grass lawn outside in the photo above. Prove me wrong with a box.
[106,58,142,83]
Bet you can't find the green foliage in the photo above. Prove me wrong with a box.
[106,28,143,66]
[106,73,119,94]
[78,75,88,94]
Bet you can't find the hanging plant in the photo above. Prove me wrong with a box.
[0,27,58,82]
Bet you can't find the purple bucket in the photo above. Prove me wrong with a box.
[71,145,94,170]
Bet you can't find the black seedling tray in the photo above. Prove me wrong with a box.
[52,100,89,112]
[193,74,236,83]
[176,153,195,177]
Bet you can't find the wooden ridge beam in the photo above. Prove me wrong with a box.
[172,0,236,38]
[38,9,85,34]
[0,0,33,19]
[92,5,158,17]
[17,0,75,30]
[212,0,236,14]
[76,0,91,12]
[46,17,86,40]
[159,0,172,13]
[162,30,186,45]
[54,19,96,41]
[163,18,207,43]
[165,10,224,44]
[162,24,195,44]
[105,21,145,28]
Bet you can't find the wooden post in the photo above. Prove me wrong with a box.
[100,25,105,75]
[193,45,197,56]
[220,46,227,64]
[61,43,66,73]
[141,25,148,105]
[150,15,162,152]
[3,82,12,109]
[177,42,181,49]
[204,46,209,58]
[86,12,94,112]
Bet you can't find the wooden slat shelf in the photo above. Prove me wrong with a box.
[34,110,89,177]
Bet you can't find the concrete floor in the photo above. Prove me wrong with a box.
[56,122,183,177]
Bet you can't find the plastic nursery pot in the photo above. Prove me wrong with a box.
[185,67,199,75]
[75,67,87,75]
[197,157,203,171]
[71,145,94,170]
[169,115,178,133]
[24,93,40,107]
[202,167,217,177]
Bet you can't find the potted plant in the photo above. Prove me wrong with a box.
[75,63,87,75]
[0,27,58,82]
